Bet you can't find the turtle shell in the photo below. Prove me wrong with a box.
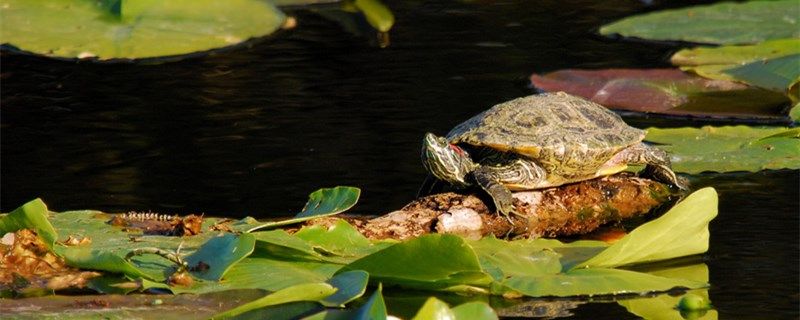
[446,92,645,178]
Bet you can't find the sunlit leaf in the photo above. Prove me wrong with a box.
[354,0,395,32]
[645,126,800,173]
[671,39,800,66]
[468,236,562,280]
[0,0,286,61]
[575,188,717,268]
[723,54,800,95]
[619,264,716,320]
[503,268,706,297]
[411,297,455,320]
[295,218,373,256]
[184,233,255,281]
[0,198,57,249]
[451,301,498,320]
[600,0,800,44]
[210,282,336,319]
[57,247,156,281]
[248,186,361,232]
[530,68,789,119]
[342,234,491,290]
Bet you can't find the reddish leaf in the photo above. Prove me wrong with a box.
[530,69,790,120]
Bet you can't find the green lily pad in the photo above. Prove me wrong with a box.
[576,187,717,268]
[412,297,455,320]
[645,126,800,173]
[0,0,286,61]
[503,268,706,298]
[295,219,374,257]
[184,233,255,281]
[468,236,562,280]
[322,270,369,307]
[600,0,800,44]
[451,301,498,320]
[342,234,491,290]
[671,39,800,66]
[210,282,337,319]
[306,284,388,320]
[723,54,800,99]
[0,198,57,249]
[248,186,361,232]
[619,264,716,320]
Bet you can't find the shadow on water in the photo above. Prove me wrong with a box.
[1,0,797,319]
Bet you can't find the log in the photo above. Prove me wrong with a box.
[306,173,676,240]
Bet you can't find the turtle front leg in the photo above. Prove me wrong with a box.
[622,143,689,190]
[473,167,519,221]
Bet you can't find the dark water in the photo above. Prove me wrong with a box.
[1,0,797,318]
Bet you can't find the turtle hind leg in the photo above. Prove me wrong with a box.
[623,143,689,190]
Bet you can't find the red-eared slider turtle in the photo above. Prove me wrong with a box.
[421,92,686,219]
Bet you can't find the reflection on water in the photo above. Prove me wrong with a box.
[1,0,797,319]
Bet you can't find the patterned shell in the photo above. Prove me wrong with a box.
[446,92,645,177]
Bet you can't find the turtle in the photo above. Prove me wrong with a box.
[421,91,686,219]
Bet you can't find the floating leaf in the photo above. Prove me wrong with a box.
[530,69,789,120]
[619,264,717,320]
[503,268,706,297]
[248,186,361,232]
[342,234,491,290]
[0,0,286,61]
[184,233,255,281]
[575,188,718,268]
[307,284,389,320]
[723,54,800,95]
[322,270,369,307]
[645,126,800,173]
[468,236,562,280]
[451,301,498,320]
[671,39,800,66]
[210,282,336,319]
[0,198,57,249]
[295,218,373,257]
[58,248,156,281]
[791,103,800,122]
[411,297,456,320]
[600,0,800,44]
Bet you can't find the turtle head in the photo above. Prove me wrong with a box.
[421,133,475,187]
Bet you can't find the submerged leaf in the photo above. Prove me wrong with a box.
[0,199,57,249]
[210,282,336,319]
[0,0,286,60]
[530,68,789,119]
[645,126,800,173]
[600,0,800,44]
[575,188,717,268]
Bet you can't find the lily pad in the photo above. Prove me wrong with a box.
[210,282,337,319]
[724,54,800,100]
[0,198,57,249]
[645,126,800,173]
[248,186,361,232]
[0,0,286,61]
[576,187,717,268]
[530,69,790,120]
[600,0,800,44]
[671,39,800,66]
[184,233,255,281]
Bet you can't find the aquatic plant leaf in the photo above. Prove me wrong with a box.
[502,268,706,297]
[619,264,716,320]
[354,0,395,32]
[468,236,562,280]
[0,198,57,249]
[322,270,369,307]
[791,103,800,122]
[0,0,285,61]
[305,283,388,320]
[210,282,336,319]
[295,218,373,256]
[530,68,789,120]
[184,233,255,281]
[172,257,341,294]
[723,54,800,95]
[575,188,717,269]
[600,0,800,44]
[645,126,800,173]
[412,297,455,320]
[671,39,800,66]
[342,234,491,290]
[248,186,361,232]
[57,247,156,281]
[451,301,498,320]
